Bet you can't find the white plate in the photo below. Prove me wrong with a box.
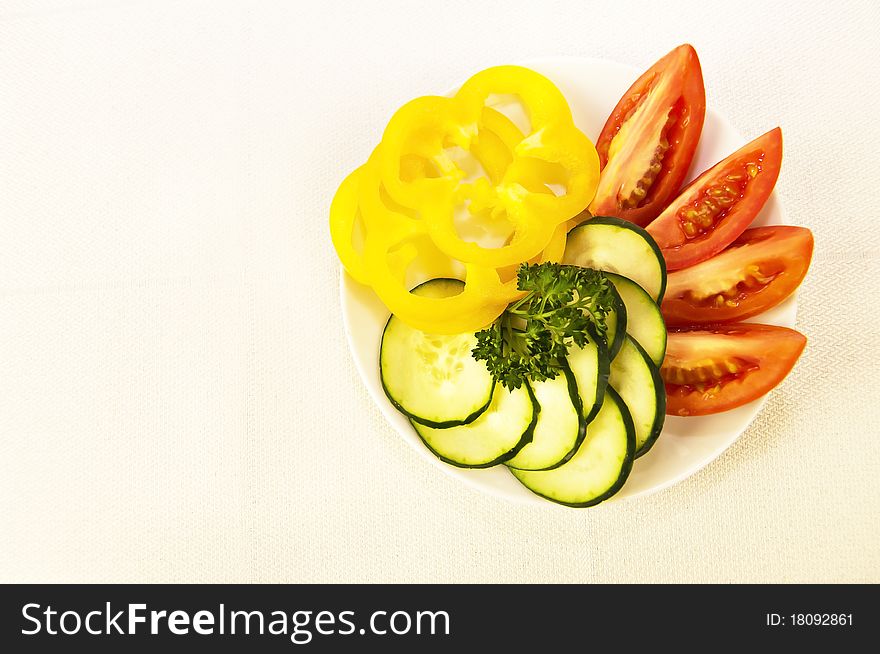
[340,56,794,506]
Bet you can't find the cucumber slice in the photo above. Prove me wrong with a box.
[609,335,666,458]
[380,279,494,428]
[511,387,636,507]
[605,272,667,366]
[505,362,585,471]
[563,216,667,302]
[412,384,537,468]
[566,336,610,426]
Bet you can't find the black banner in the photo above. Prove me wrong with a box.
[0,584,872,650]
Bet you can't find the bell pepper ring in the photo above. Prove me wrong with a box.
[351,162,513,334]
[328,167,371,285]
[375,66,600,268]
[367,233,512,334]
[496,190,569,285]
[328,66,600,332]
[470,106,526,184]
[359,139,544,310]
[355,174,555,320]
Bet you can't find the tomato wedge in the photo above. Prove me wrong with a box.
[590,44,706,226]
[662,226,813,325]
[647,127,783,270]
[661,324,806,416]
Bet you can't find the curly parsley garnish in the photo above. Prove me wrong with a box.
[472,262,614,390]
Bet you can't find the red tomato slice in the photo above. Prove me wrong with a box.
[590,44,706,226]
[647,127,783,270]
[661,324,806,416]
[662,226,813,325]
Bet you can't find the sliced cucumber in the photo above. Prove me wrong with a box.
[603,282,627,360]
[511,387,635,507]
[563,216,667,302]
[609,335,666,458]
[605,272,667,366]
[380,279,493,428]
[412,384,537,468]
[566,335,610,426]
[505,362,584,471]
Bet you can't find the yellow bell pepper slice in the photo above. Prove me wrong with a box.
[329,66,600,332]
[328,167,371,285]
[357,165,512,333]
[374,66,599,268]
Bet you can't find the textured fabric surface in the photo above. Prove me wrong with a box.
[1,0,877,583]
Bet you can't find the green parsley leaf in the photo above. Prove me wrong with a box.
[472,262,614,390]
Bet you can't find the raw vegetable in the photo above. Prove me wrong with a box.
[380,279,495,427]
[566,334,610,426]
[562,216,667,301]
[329,65,601,333]
[647,128,783,270]
[603,283,628,360]
[377,66,599,268]
[511,388,635,507]
[662,226,813,325]
[472,262,615,391]
[605,272,667,366]
[360,167,514,334]
[591,44,706,226]
[328,167,370,284]
[609,335,665,457]
[412,384,537,468]
[505,362,585,471]
[661,324,806,416]
[343,45,816,508]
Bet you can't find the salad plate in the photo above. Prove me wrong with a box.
[339,56,795,505]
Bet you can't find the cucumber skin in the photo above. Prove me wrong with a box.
[505,359,587,473]
[572,215,668,302]
[412,384,540,469]
[630,337,667,459]
[579,330,611,428]
[606,283,627,361]
[545,359,588,470]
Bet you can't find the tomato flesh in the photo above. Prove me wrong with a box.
[662,226,813,325]
[661,324,806,416]
[676,155,763,239]
[647,127,783,270]
[591,44,706,226]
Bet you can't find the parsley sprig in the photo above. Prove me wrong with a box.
[472,262,614,390]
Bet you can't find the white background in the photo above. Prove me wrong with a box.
[1,0,877,582]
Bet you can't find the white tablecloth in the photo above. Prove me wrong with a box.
[1,0,877,583]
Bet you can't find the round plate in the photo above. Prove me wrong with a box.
[340,56,795,506]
